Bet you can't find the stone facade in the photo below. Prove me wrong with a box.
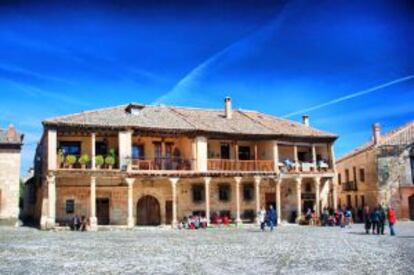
[0,125,23,223]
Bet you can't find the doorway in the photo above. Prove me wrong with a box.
[409,195,414,221]
[96,198,110,225]
[137,195,161,226]
[165,200,172,225]
[303,200,314,212]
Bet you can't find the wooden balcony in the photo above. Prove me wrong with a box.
[208,159,274,172]
[131,158,195,171]
[342,181,358,191]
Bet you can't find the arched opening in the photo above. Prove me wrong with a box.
[409,194,414,221]
[136,195,161,226]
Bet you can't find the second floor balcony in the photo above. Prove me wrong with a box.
[342,181,358,191]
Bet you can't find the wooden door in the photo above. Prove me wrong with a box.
[165,200,173,225]
[96,198,110,225]
[137,195,161,226]
[409,195,414,221]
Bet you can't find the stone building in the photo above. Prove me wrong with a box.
[0,125,24,224]
[336,121,414,220]
[29,98,339,230]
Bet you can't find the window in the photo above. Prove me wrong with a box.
[346,195,352,208]
[353,167,357,185]
[238,146,251,160]
[345,169,350,182]
[95,141,108,156]
[218,184,231,202]
[132,144,145,159]
[359,168,365,182]
[192,185,205,203]
[305,183,312,193]
[361,195,365,207]
[243,183,254,201]
[338,173,342,185]
[220,144,230,159]
[59,142,81,156]
[66,199,75,214]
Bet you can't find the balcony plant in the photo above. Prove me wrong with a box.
[65,155,77,169]
[105,155,115,169]
[78,154,90,169]
[95,155,104,169]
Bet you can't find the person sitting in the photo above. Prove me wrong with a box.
[80,216,87,231]
[71,214,81,231]
[222,215,230,225]
[305,208,312,222]
[200,216,208,229]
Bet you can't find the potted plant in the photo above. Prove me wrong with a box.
[78,154,90,169]
[65,154,77,169]
[57,149,64,168]
[105,155,115,169]
[95,155,104,169]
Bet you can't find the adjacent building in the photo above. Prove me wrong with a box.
[0,125,24,224]
[336,121,414,220]
[30,98,338,230]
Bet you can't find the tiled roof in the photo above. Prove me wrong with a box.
[337,120,414,163]
[43,103,337,139]
[0,127,23,145]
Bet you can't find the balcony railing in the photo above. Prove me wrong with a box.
[208,159,274,172]
[342,181,357,191]
[131,157,195,171]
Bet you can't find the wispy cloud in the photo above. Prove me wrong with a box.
[153,2,298,104]
[283,75,414,117]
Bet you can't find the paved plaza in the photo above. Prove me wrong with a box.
[0,222,413,275]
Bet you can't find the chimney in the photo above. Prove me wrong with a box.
[7,124,17,142]
[302,115,309,126]
[224,96,232,119]
[372,123,381,145]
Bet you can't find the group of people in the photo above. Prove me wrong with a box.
[363,205,396,236]
[178,215,208,230]
[258,205,278,231]
[319,207,354,227]
[70,214,88,231]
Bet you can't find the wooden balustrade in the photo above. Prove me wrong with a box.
[131,158,194,171]
[207,159,274,172]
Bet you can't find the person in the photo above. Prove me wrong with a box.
[370,207,380,235]
[378,205,386,235]
[258,206,267,231]
[363,206,371,234]
[72,214,81,231]
[321,207,329,226]
[344,208,352,228]
[305,208,312,223]
[387,206,396,236]
[267,205,277,231]
[80,216,87,231]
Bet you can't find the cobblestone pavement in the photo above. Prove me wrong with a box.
[1,222,413,275]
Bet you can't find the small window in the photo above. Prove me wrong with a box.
[338,173,342,185]
[132,144,145,159]
[192,185,205,203]
[359,168,365,182]
[218,184,231,202]
[59,142,81,156]
[243,183,254,201]
[66,199,75,214]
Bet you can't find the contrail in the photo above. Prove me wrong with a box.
[283,75,414,118]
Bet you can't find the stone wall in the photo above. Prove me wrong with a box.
[0,148,21,221]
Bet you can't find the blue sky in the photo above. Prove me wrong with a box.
[0,0,413,175]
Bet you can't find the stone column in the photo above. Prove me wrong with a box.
[314,177,321,216]
[126,178,135,228]
[119,130,132,170]
[330,143,336,171]
[47,129,57,170]
[204,177,211,225]
[90,176,98,231]
[275,178,282,224]
[91,132,96,170]
[234,177,242,226]
[332,178,338,211]
[273,141,279,173]
[169,177,179,228]
[254,176,261,224]
[293,145,299,172]
[47,175,56,228]
[295,177,302,222]
[312,145,317,171]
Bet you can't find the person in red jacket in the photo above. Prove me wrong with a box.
[387,206,397,236]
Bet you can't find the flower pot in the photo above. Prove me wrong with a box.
[81,164,86,170]
[108,165,113,170]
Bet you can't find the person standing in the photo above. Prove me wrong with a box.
[267,205,277,231]
[387,206,397,236]
[370,207,380,235]
[378,205,386,235]
[363,206,371,234]
[258,206,267,232]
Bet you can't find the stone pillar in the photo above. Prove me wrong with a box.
[161,141,166,170]
[234,177,242,226]
[126,178,135,228]
[332,178,338,211]
[119,130,132,170]
[195,136,208,172]
[254,176,261,224]
[48,129,57,170]
[312,145,317,171]
[90,176,98,231]
[91,132,96,170]
[330,143,336,171]
[169,177,179,228]
[314,177,321,216]
[275,178,282,224]
[273,141,279,173]
[204,177,211,225]
[295,177,302,222]
[47,175,56,228]
[293,145,299,172]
